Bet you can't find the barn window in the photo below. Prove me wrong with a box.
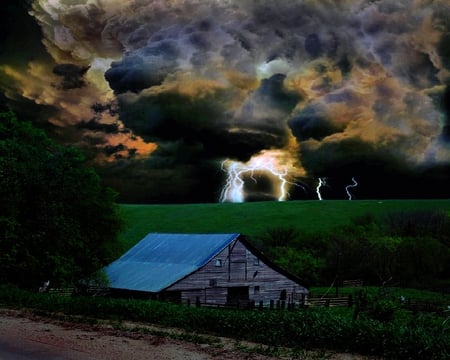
[254,286,260,295]
[254,258,260,266]
[215,259,222,267]
[209,279,217,287]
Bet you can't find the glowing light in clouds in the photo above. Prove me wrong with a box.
[219,150,303,203]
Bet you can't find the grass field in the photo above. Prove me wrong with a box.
[118,199,450,250]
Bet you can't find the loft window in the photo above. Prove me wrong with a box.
[254,286,260,295]
[215,259,222,267]
[209,279,217,287]
[254,258,260,266]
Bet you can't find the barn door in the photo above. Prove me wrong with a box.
[227,286,249,305]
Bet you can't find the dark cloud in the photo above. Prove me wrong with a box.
[305,34,323,58]
[77,119,121,134]
[53,64,89,89]
[105,41,180,94]
[103,143,126,156]
[298,138,449,199]
[288,105,344,141]
[97,157,223,204]
[3,0,450,202]
[439,33,450,69]
[440,85,450,143]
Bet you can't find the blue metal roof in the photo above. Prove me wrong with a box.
[104,233,239,292]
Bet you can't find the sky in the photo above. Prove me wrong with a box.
[1,0,450,203]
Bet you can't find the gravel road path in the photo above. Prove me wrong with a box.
[0,309,376,360]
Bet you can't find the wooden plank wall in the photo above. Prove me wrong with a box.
[166,239,308,305]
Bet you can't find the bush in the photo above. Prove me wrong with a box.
[366,299,399,322]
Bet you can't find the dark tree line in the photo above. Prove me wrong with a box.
[0,111,124,288]
[253,210,450,289]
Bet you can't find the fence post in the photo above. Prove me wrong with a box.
[348,294,353,307]
[187,299,191,307]
[196,296,201,307]
[259,300,264,310]
[270,300,274,310]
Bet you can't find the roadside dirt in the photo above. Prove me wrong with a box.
[0,308,377,359]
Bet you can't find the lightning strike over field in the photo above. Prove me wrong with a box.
[219,150,302,203]
[345,177,358,200]
[219,161,246,203]
[316,178,327,201]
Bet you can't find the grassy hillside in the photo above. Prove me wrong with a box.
[118,199,450,250]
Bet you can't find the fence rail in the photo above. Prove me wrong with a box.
[47,288,74,297]
[186,295,353,310]
[402,299,448,314]
[307,296,353,307]
[85,286,110,297]
[343,279,363,287]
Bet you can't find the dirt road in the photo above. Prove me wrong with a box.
[0,309,375,360]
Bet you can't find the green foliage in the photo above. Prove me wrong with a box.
[382,210,450,243]
[366,299,399,322]
[0,111,124,288]
[258,226,300,248]
[1,285,450,359]
[253,209,450,288]
[267,247,325,286]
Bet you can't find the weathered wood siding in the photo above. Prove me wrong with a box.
[166,239,307,305]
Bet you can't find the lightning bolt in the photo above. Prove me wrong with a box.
[219,161,246,203]
[219,151,304,203]
[345,177,358,200]
[316,177,327,200]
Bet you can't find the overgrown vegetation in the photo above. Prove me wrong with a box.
[253,210,450,288]
[1,285,449,359]
[0,111,124,288]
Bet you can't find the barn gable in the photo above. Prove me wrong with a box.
[167,236,308,305]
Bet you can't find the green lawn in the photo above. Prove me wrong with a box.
[118,199,450,250]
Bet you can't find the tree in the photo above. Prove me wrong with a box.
[0,111,124,288]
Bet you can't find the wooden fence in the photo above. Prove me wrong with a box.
[402,299,449,314]
[306,295,353,307]
[47,288,74,297]
[188,295,353,310]
[343,279,364,287]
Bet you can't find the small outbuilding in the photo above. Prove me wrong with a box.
[104,233,308,306]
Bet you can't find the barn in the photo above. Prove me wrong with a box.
[103,233,308,306]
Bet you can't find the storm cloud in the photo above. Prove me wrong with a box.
[1,0,450,202]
